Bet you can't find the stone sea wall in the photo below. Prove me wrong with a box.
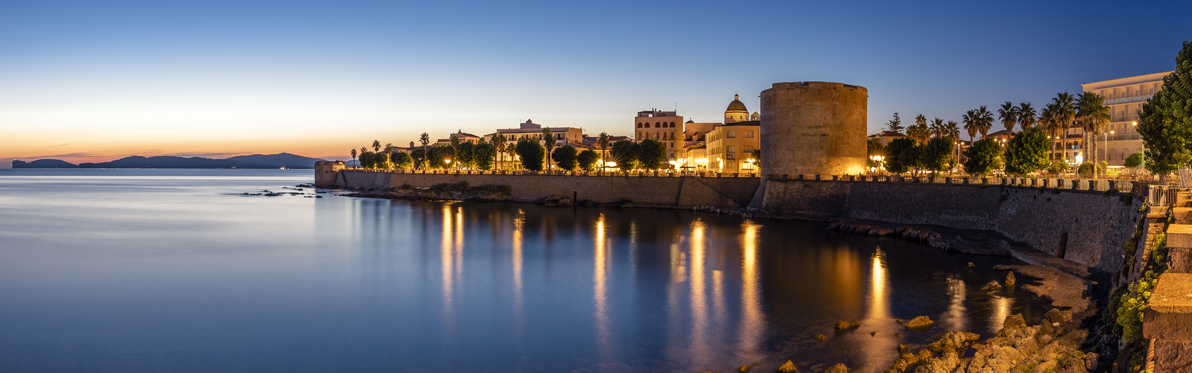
[335,170,761,208]
[761,179,1143,271]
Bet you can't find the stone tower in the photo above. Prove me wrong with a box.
[759,82,867,176]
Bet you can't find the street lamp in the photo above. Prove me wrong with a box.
[1102,130,1114,178]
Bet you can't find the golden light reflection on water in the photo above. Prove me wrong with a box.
[856,247,897,372]
[991,295,1012,333]
[688,220,710,367]
[737,220,764,361]
[594,214,611,360]
[512,212,524,323]
[441,203,455,333]
[945,276,967,331]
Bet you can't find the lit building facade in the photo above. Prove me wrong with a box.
[634,109,684,160]
[1081,71,1172,166]
[485,119,584,146]
[706,121,761,174]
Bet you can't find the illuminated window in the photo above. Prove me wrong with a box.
[745,131,754,138]
[728,131,736,138]
[727,145,735,153]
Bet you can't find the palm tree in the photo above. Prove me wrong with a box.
[372,140,381,153]
[350,149,357,169]
[963,110,979,142]
[998,101,1019,134]
[1018,102,1036,129]
[945,120,961,167]
[505,137,518,170]
[906,121,929,144]
[975,106,994,138]
[493,134,506,170]
[1052,93,1077,163]
[598,132,610,174]
[449,136,461,169]
[541,127,555,171]
[1040,103,1058,161]
[360,147,368,169]
[929,118,946,138]
[1077,92,1111,178]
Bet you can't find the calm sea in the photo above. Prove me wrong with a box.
[0,169,1045,372]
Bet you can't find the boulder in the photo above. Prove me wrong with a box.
[928,331,980,354]
[776,360,798,372]
[967,262,976,269]
[905,316,935,330]
[835,320,861,332]
[816,334,827,341]
[823,363,847,373]
[984,281,1002,291]
[1005,271,1016,287]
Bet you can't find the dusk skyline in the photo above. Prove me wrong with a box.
[3,1,1189,165]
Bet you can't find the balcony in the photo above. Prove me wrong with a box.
[1105,94,1153,105]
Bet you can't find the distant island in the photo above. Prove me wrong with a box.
[12,153,326,169]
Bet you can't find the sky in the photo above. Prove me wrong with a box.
[2,0,1190,165]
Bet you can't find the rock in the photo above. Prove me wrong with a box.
[1084,352,1099,371]
[1037,334,1053,345]
[827,222,841,231]
[928,331,980,354]
[967,262,976,269]
[895,333,902,338]
[823,363,847,373]
[738,365,753,372]
[870,331,877,337]
[898,344,908,353]
[1044,308,1072,324]
[775,360,798,372]
[835,320,861,332]
[1001,314,1026,329]
[557,198,572,207]
[984,281,1002,291]
[895,319,905,324]
[816,334,827,341]
[905,316,934,330]
[1005,271,1016,287]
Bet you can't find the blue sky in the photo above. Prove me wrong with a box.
[1,0,1189,162]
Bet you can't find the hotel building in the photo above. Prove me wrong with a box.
[1081,71,1172,166]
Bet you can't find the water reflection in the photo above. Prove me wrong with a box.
[441,203,455,334]
[594,213,611,361]
[945,276,967,331]
[738,220,764,362]
[512,211,524,329]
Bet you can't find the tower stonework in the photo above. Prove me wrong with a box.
[759,82,867,176]
[315,161,346,187]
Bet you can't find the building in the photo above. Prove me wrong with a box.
[706,121,761,174]
[1081,71,1172,166]
[485,119,584,147]
[867,130,906,147]
[634,109,684,160]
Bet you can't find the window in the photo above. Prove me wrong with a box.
[745,131,754,138]
[655,122,660,128]
[637,123,642,128]
[728,131,736,138]
[727,145,735,153]
[727,153,735,160]
[670,122,675,128]
[744,146,753,153]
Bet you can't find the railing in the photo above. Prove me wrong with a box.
[1105,95,1152,105]
[764,173,1143,194]
[340,168,761,178]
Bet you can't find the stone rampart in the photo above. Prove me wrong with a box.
[336,170,760,208]
[762,178,1143,271]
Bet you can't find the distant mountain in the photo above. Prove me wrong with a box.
[13,153,326,169]
[12,159,78,168]
[225,153,324,169]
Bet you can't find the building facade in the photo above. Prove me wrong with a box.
[1081,71,1172,166]
[485,119,584,147]
[634,110,684,160]
[706,121,761,174]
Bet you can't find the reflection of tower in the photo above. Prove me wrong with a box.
[725,94,749,123]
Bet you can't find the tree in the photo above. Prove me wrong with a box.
[578,150,599,172]
[974,105,994,138]
[963,138,1003,175]
[637,139,666,170]
[906,115,930,144]
[885,112,904,134]
[1077,92,1111,178]
[448,136,462,169]
[1040,103,1058,161]
[372,140,381,153]
[963,110,979,142]
[1051,92,1077,162]
[1018,102,1036,129]
[1125,152,1144,168]
[598,132,610,174]
[390,152,413,170]
[541,128,556,171]
[610,140,639,171]
[551,145,578,171]
[1137,42,1192,179]
[359,151,376,169]
[505,137,517,170]
[515,139,545,171]
[350,148,357,169]
[411,148,426,169]
[867,139,886,169]
[920,137,952,175]
[929,118,945,138]
[884,137,916,174]
[428,144,454,169]
[998,101,1019,134]
[492,134,506,169]
[944,121,961,165]
[456,142,475,169]
[473,143,496,171]
[1004,126,1050,175]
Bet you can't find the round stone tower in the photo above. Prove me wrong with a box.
[759,82,867,176]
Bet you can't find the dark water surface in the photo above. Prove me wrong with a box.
[0,169,1046,372]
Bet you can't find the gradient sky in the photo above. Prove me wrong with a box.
[2,1,1190,166]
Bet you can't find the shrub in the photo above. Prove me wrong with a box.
[1077,162,1102,176]
[390,152,413,170]
[963,138,1003,175]
[1047,160,1069,174]
[1125,152,1144,168]
[551,145,578,171]
[577,149,599,171]
[1004,126,1050,175]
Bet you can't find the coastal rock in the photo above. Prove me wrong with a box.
[823,363,847,373]
[904,316,934,330]
[984,281,1002,291]
[835,320,861,332]
[1005,271,1017,287]
[967,262,976,269]
[775,360,798,372]
[816,334,827,341]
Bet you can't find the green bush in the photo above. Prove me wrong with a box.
[637,139,666,170]
[611,140,639,171]
[577,149,599,171]
[963,138,1003,175]
[390,152,413,170]
[515,139,545,171]
[884,137,916,174]
[1047,160,1069,174]
[473,143,495,170]
[1004,126,1050,175]
[1077,162,1102,176]
[1125,152,1144,168]
[551,145,578,171]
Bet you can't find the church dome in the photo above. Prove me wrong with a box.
[726,94,748,112]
